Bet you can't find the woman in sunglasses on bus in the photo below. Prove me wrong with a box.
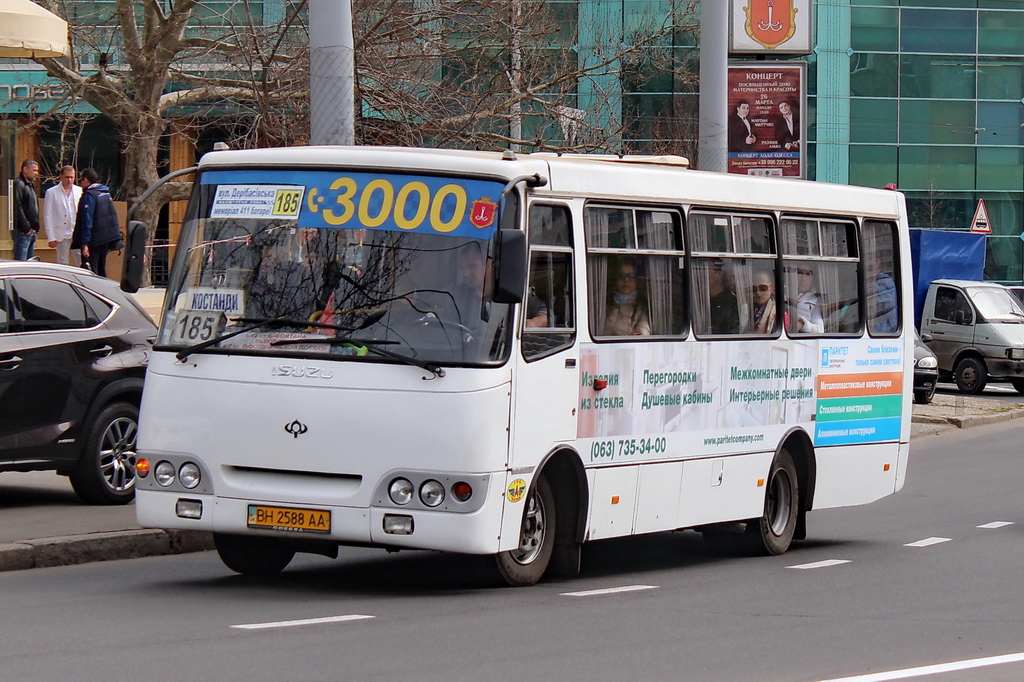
[751,269,779,334]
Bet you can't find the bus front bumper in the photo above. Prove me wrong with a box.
[135,487,508,556]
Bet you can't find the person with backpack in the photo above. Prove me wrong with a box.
[72,168,121,277]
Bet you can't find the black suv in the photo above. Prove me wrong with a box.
[0,262,155,504]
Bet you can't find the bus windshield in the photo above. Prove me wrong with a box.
[157,169,513,365]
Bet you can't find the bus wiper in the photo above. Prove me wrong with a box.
[271,336,446,379]
[175,309,387,362]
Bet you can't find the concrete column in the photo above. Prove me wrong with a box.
[814,0,851,183]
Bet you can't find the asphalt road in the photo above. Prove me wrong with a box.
[1,419,1022,681]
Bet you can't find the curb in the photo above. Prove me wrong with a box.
[0,529,213,573]
[912,407,1024,430]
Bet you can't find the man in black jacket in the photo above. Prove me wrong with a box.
[72,168,121,277]
[12,159,40,260]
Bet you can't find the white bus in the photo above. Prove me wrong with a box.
[128,147,912,586]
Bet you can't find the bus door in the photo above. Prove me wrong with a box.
[509,204,578,469]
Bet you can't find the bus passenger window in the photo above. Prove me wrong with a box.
[780,216,860,336]
[587,206,685,339]
[864,221,900,335]
[584,207,634,249]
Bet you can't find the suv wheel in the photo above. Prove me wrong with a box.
[70,402,139,505]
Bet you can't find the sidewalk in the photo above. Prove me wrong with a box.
[131,286,166,321]
[3,376,1022,572]
[909,390,1024,437]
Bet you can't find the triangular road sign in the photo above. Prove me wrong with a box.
[971,200,991,234]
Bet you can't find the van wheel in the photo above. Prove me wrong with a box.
[69,402,138,505]
[954,357,987,394]
[214,534,295,575]
[495,477,555,587]
[742,449,799,556]
[1010,378,1024,395]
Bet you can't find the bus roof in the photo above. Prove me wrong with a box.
[196,146,906,221]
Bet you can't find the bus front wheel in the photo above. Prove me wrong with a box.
[743,449,799,556]
[495,477,555,587]
[214,533,295,575]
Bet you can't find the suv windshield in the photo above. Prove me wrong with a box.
[967,286,1024,323]
[158,169,513,365]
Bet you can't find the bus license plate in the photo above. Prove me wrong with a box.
[247,505,331,534]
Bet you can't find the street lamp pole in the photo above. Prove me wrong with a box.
[697,0,728,173]
[310,0,356,146]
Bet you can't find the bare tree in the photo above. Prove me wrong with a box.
[30,0,697,234]
[354,0,697,152]
[34,0,309,231]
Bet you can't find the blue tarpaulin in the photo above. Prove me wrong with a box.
[909,229,986,328]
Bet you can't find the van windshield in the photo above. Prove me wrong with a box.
[157,169,513,365]
[967,286,1024,323]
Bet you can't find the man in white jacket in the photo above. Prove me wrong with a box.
[43,165,83,265]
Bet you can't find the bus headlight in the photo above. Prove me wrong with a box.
[154,461,176,487]
[388,478,414,505]
[419,480,445,507]
[178,462,202,489]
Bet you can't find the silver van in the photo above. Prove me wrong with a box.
[920,279,1024,394]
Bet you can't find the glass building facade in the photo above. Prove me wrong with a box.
[833,0,1024,283]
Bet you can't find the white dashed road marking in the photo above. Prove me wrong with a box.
[903,537,951,548]
[232,614,375,630]
[818,650,1024,681]
[561,584,659,597]
[977,521,1014,529]
[787,559,850,570]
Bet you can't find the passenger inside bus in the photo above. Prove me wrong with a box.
[456,246,548,328]
[868,253,898,333]
[789,265,824,333]
[708,259,739,334]
[603,258,651,336]
[750,268,779,334]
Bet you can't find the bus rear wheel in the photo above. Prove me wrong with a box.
[214,533,295,575]
[495,477,555,587]
[743,449,799,556]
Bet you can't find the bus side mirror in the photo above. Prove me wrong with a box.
[493,229,526,304]
[121,220,148,293]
